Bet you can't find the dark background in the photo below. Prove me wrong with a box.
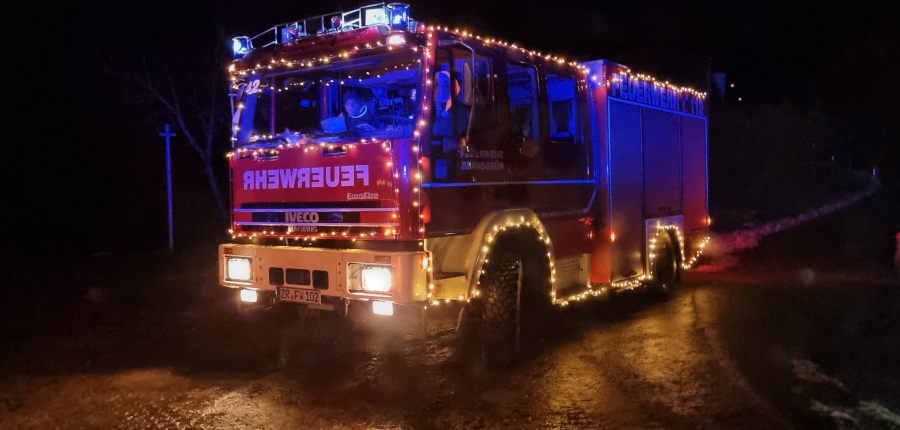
[5,0,899,256]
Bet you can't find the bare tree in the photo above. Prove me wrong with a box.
[113,38,231,221]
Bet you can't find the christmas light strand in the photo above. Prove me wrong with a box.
[555,225,710,306]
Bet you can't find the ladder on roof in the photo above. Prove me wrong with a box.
[249,3,416,49]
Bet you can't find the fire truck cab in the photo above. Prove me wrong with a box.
[219,3,709,367]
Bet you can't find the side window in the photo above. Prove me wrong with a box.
[431,48,468,145]
[507,63,538,141]
[546,73,582,144]
[464,54,498,149]
[430,47,467,181]
[250,78,275,138]
[431,47,496,145]
[430,46,497,180]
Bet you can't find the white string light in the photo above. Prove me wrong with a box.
[556,225,710,306]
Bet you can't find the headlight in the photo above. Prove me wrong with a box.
[227,257,252,281]
[361,266,392,293]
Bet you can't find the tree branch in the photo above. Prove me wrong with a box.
[113,44,230,220]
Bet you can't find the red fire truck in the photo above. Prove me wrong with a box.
[219,3,710,366]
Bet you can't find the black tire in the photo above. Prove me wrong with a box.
[480,252,522,370]
[456,302,483,357]
[648,238,678,299]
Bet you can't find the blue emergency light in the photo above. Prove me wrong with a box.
[232,37,252,60]
[386,3,409,31]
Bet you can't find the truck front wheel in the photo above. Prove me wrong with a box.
[480,252,522,370]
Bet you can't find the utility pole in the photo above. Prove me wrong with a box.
[159,124,176,253]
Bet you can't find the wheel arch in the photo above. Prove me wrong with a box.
[425,209,557,299]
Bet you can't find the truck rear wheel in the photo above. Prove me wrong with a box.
[649,239,678,299]
[480,252,522,370]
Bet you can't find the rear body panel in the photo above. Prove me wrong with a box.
[582,59,708,286]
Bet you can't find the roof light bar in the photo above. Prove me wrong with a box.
[229,3,415,58]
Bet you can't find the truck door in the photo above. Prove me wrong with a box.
[642,109,683,219]
[608,101,646,281]
[423,37,508,235]
[427,43,502,184]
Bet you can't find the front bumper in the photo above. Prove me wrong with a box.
[219,244,430,305]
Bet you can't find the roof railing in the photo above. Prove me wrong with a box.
[244,3,416,52]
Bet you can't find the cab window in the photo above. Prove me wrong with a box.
[546,73,582,144]
[274,76,319,133]
[507,63,539,141]
[240,53,420,142]
[249,77,274,138]
[430,47,496,146]
[430,46,497,180]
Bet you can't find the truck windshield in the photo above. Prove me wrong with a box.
[243,53,420,141]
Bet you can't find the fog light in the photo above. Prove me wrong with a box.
[240,289,258,302]
[227,257,252,281]
[372,300,393,316]
[361,266,392,293]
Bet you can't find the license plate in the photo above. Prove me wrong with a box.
[279,287,322,305]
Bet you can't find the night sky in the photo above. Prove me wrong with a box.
[6,0,898,255]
